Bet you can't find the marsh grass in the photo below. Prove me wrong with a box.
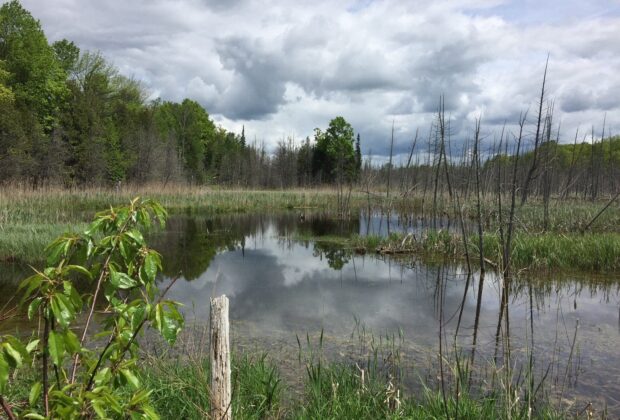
[3,316,575,419]
[134,345,562,419]
[482,232,620,272]
[0,185,367,262]
[294,362,560,419]
[2,184,620,266]
[141,353,283,419]
[300,229,620,273]
[0,185,370,225]
[0,223,88,262]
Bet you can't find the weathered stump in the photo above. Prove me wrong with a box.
[210,295,231,420]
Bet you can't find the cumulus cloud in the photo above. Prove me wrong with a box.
[16,0,620,156]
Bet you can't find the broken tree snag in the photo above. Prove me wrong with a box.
[210,295,231,420]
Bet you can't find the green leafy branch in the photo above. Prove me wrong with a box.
[0,198,184,419]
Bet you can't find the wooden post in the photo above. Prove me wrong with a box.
[210,295,231,420]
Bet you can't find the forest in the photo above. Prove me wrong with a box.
[2,0,619,199]
[0,1,364,189]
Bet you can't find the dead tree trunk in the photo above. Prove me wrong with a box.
[210,295,231,420]
[521,55,549,205]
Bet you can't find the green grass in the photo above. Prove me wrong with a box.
[0,186,368,262]
[301,229,620,273]
[0,186,370,226]
[295,362,560,419]
[2,185,620,268]
[0,223,88,262]
[136,354,561,419]
[482,232,620,272]
[141,353,283,419]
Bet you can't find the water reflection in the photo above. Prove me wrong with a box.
[1,211,620,414]
[150,213,620,413]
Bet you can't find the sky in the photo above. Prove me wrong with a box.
[16,0,620,160]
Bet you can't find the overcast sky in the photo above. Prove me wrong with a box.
[17,0,620,159]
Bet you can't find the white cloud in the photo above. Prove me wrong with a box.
[16,0,620,156]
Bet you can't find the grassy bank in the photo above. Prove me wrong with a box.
[0,185,367,225]
[0,222,88,262]
[3,185,618,229]
[303,229,620,273]
[2,352,562,419]
[2,184,619,266]
[0,185,366,262]
[140,354,560,419]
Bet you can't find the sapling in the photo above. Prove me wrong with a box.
[0,198,183,419]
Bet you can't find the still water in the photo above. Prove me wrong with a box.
[2,211,620,414]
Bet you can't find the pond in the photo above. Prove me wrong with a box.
[2,211,620,415]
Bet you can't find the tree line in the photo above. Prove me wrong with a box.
[0,1,362,188]
[1,0,617,199]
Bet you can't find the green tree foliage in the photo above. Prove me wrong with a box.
[0,0,67,131]
[313,116,357,183]
[0,1,364,189]
[0,59,13,103]
[52,39,79,74]
[155,99,215,183]
[60,52,123,183]
[0,59,27,180]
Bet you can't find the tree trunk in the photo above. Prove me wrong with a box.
[210,295,231,420]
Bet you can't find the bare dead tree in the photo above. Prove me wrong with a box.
[386,120,395,200]
[521,54,549,205]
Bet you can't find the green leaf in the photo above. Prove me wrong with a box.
[4,337,29,364]
[93,367,111,386]
[28,297,43,320]
[116,208,130,228]
[129,306,146,333]
[142,405,160,420]
[45,238,67,265]
[125,229,145,246]
[91,399,107,418]
[103,392,123,414]
[26,339,40,354]
[85,217,105,236]
[119,238,129,259]
[110,270,138,290]
[142,251,159,283]
[121,368,140,389]
[86,238,95,258]
[0,354,8,393]
[66,264,93,280]
[2,342,23,367]
[63,330,81,354]
[18,273,42,292]
[151,202,167,227]
[62,237,74,257]
[63,281,83,310]
[24,414,46,419]
[129,389,152,406]
[19,274,43,303]
[29,381,42,406]
[48,330,66,366]
[153,302,184,345]
[138,208,151,229]
[50,294,75,328]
